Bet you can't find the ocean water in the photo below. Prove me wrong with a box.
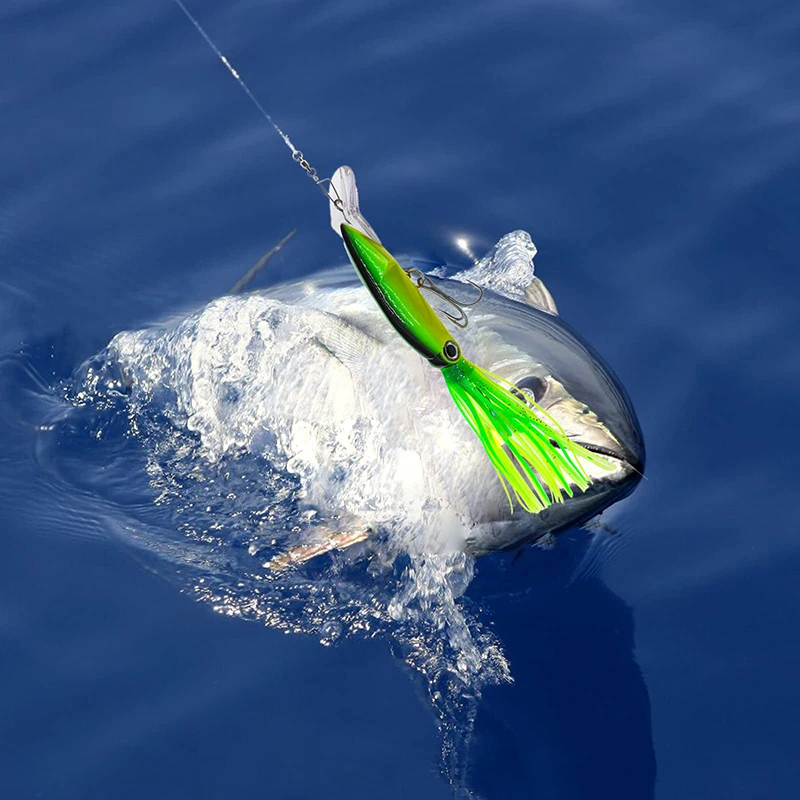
[2,0,799,798]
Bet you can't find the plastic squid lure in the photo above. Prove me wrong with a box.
[339,223,612,513]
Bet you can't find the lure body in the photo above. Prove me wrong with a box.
[341,224,460,367]
[340,223,612,513]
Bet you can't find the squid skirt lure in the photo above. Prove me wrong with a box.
[339,223,612,513]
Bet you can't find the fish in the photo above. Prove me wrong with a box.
[107,167,644,563]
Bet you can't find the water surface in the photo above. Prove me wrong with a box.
[2,0,799,797]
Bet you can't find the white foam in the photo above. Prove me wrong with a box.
[110,288,542,554]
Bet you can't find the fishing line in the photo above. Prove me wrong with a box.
[171,0,343,209]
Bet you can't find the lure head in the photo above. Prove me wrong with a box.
[340,223,462,368]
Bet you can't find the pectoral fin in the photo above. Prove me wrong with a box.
[523,276,558,315]
[311,312,381,368]
[267,527,371,570]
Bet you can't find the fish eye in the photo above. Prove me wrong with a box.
[514,375,548,403]
[442,341,460,362]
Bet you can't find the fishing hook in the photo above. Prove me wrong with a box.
[405,268,483,328]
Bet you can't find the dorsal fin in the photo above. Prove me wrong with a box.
[522,276,558,315]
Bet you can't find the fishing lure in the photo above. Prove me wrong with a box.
[340,224,610,512]
[172,0,612,513]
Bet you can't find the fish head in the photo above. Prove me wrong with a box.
[461,303,644,554]
[438,232,644,553]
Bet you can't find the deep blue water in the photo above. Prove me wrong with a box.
[2,0,800,798]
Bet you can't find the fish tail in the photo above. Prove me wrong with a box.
[441,359,613,513]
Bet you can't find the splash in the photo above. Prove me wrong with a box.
[59,303,514,786]
[47,231,644,790]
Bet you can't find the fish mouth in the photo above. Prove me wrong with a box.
[467,437,642,556]
[511,433,644,530]
[498,434,640,517]
[529,437,643,537]
[566,439,643,476]
[570,440,625,462]
[556,435,644,528]
[545,434,643,479]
